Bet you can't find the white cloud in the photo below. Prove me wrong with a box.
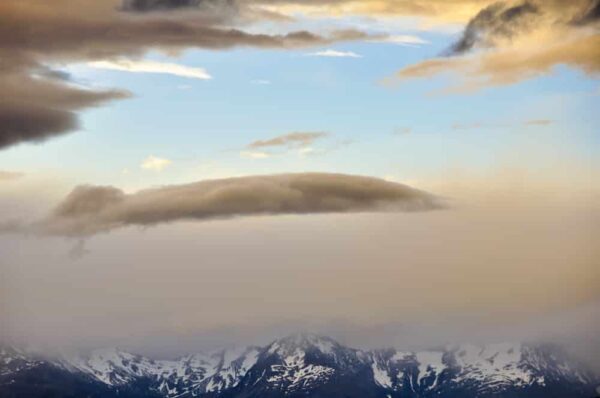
[371,35,429,46]
[141,156,172,171]
[298,147,319,157]
[240,151,272,159]
[250,79,271,85]
[88,59,212,80]
[306,49,362,58]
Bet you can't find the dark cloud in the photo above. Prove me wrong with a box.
[33,68,73,82]
[445,0,600,56]
[11,173,441,237]
[447,1,539,55]
[247,132,328,149]
[571,0,600,25]
[391,0,600,91]
[0,70,130,149]
[120,0,242,24]
[122,0,206,12]
[0,0,374,150]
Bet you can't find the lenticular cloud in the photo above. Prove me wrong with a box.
[26,173,443,237]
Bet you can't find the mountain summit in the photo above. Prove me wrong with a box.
[1,334,598,398]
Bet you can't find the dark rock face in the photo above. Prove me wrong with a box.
[1,335,598,398]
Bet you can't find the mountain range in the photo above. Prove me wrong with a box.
[1,333,598,398]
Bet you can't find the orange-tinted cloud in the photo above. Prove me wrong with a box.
[389,33,600,92]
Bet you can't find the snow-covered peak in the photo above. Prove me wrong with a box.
[446,342,539,390]
[2,338,597,398]
[0,345,42,377]
[62,347,164,385]
[267,333,340,358]
[59,345,261,396]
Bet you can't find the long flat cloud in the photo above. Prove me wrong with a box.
[0,0,374,150]
[247,132,327,149]
[87,59,213,79]
[15,173,442,237]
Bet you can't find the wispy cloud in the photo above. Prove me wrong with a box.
[306,49,362,58]
[240,151,272,159]
[240,132,348,159]
[451,120,555,130]
[370,35,428,46]
[141,156,172,171]
[250,79,272,85]
[88,59,212,80]
[247,132,328,149]
[393,127,412,135]
[524,119,554,126]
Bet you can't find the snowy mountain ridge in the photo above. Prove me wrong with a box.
[1,333,598,398]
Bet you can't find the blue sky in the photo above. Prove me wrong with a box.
[1,19,597,191]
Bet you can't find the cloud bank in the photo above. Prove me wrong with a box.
[10,173,441,237]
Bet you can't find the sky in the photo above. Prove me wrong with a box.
[0,0,599,369]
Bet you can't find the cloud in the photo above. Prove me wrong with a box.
[524,119,554,126]
[370,35,429,46]
[121,0,225,12]
[393,127,412,135]
[388,32,600,92]
[446,0,539,55]
[240,150,272,159]
[141,156,172,171]
[384,0,600,91]
[0,0,376,150]
[243,132,329,158]
[87,59,212,80]
[450,119,554,129]
[306,49,362,58]
[571,0,600,25]
[6,173,441,237]
[0,63,130,149]
[68,239,90,260]
[0,171,25,181]
[250,79,272,85]
[252,0,498,24]
[247,131,327,149]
